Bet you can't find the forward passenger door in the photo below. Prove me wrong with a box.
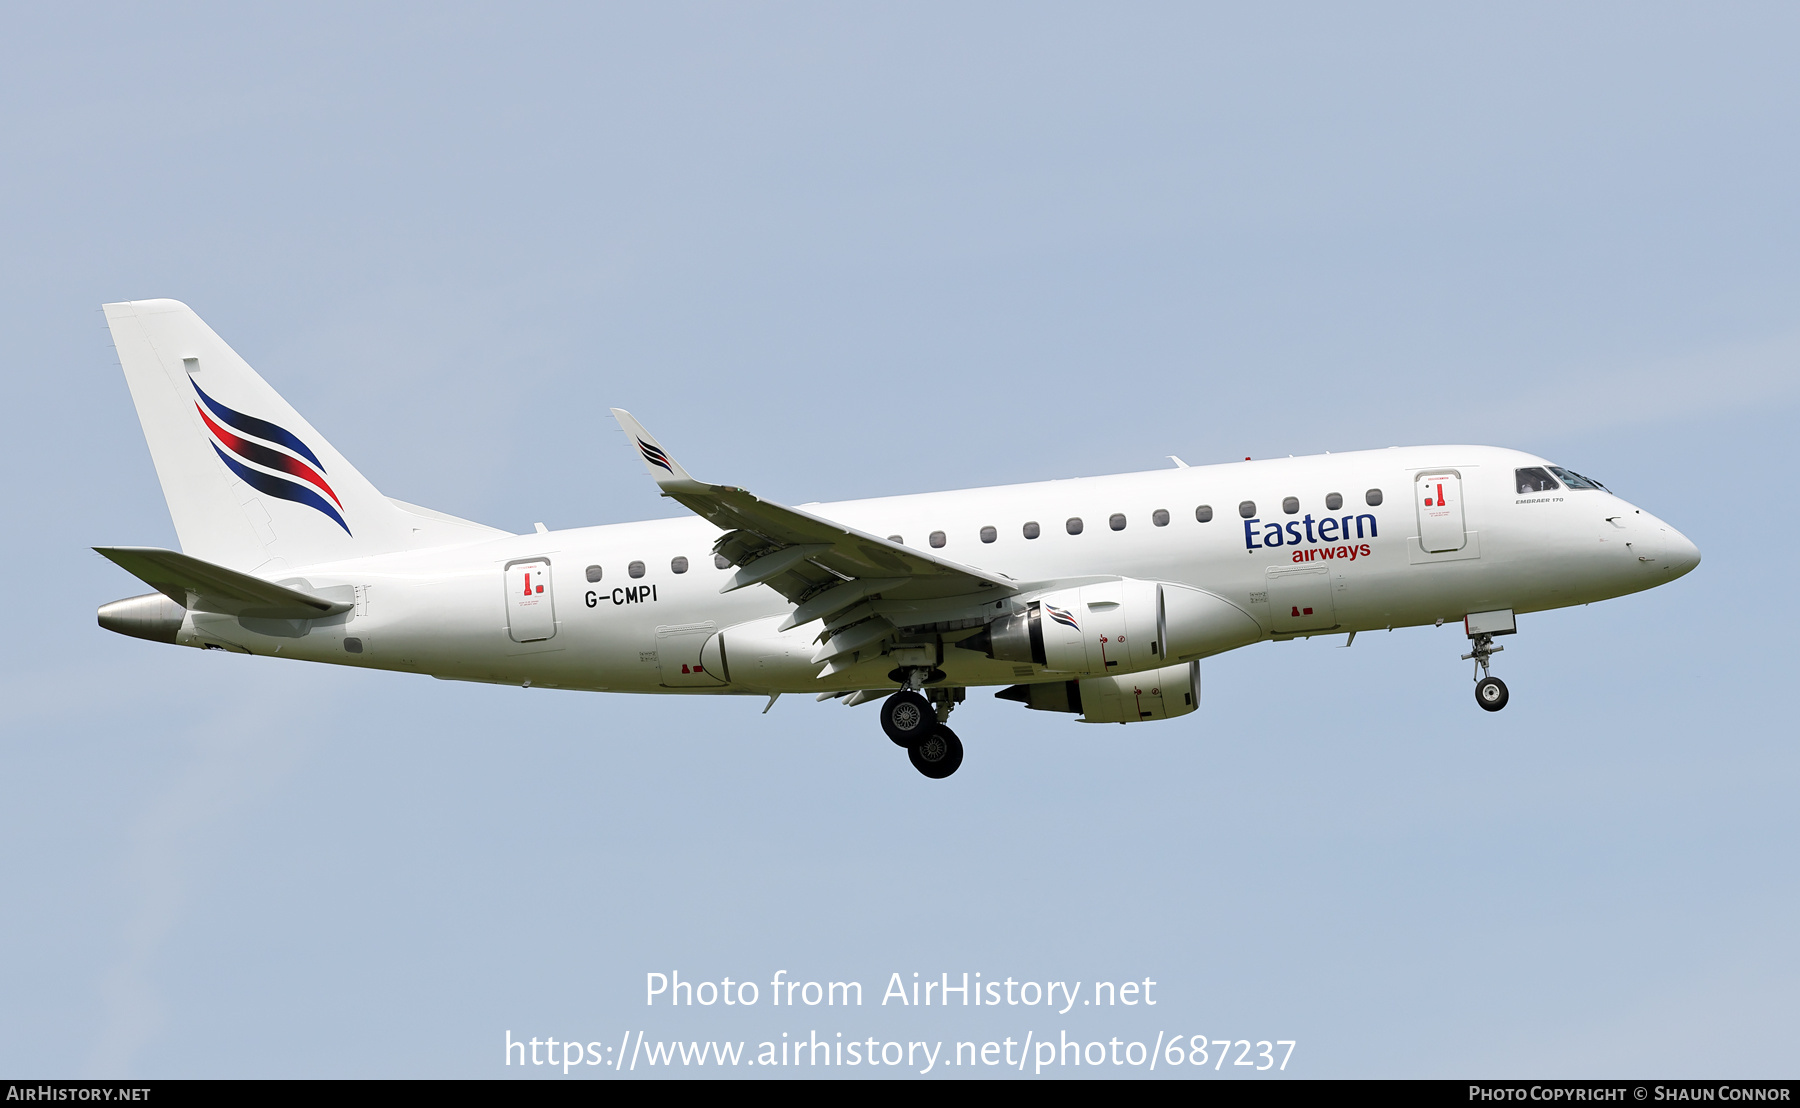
[1416,471,1467,553]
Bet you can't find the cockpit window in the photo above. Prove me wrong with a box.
[1515,467,1559,494]
[1547,465,1606,491]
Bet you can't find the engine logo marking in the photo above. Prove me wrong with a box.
[1044,602,1080,632]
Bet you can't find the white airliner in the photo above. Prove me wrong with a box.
[96,300,1700,778]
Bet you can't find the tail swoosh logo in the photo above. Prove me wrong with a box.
[193,380,351,535]
[637,438,674,473]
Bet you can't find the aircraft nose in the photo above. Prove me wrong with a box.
[1664,527,1701,579]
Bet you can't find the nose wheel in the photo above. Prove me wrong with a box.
[1462,631,1510,712]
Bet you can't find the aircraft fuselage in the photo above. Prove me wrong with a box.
[153,443,1698,696]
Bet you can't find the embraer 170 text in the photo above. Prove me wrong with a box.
[96,300,1700,778]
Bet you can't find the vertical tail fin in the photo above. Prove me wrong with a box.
[104,299,501,572]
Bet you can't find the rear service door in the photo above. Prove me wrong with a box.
[1266,566,1337,633]
[657,623,726,687]
[1416,471,1467,553]
[505,558,557,642]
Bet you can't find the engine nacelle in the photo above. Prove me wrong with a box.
[997,661,1200,724]
[1079,661,1199,724]
[964,578,1260,677]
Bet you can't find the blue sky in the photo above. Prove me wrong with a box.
[2,3,1796,1077]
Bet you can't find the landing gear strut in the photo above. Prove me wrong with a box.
[881,683,967,778]
[1463,632,1509,712]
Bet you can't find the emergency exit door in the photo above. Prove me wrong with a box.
[505,558,557,643]
[1415,471,1467,553]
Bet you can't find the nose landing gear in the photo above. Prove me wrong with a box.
[881,681,967,777]
[1463,632,1509,712]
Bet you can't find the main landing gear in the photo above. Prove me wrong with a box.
[879,690,934,746]
[1463,632,1509,712]
[881,675,965,779]
[909,726,963,779]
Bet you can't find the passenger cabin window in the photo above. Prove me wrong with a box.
[1023,521,1041,539]
[1196,505,1214,523]
[714,554,730,570]
[929,530,947,548]
[1365,489,1383,506]
[1109,513,1127,531]
[1325,492,1343,511]
[1516,467,1559,494]
[628,560,645,579]
[1547,465,1606,491]
[1152,508,1170,527]
[1066,517,1084,535]
[1239,501,1256,518]
[671,556,689,574]
[1282,496,1299,515]
[585,564,603,583]
[980,525,997,543]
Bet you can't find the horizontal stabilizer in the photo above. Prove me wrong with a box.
[94,546,351,619]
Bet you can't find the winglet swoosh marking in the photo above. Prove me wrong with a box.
[637,438,674,473]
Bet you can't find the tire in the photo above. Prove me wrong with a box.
[880,691,934,747]
[1475,676,1509,712]
[908,725,964,779]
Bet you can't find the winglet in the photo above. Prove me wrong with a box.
[610,409,702,491]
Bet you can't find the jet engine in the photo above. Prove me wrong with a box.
[997,661,1199,724]
[959,578,1261,677]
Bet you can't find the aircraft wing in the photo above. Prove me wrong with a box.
[611,410,1015,635]
[95,546,353,619]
